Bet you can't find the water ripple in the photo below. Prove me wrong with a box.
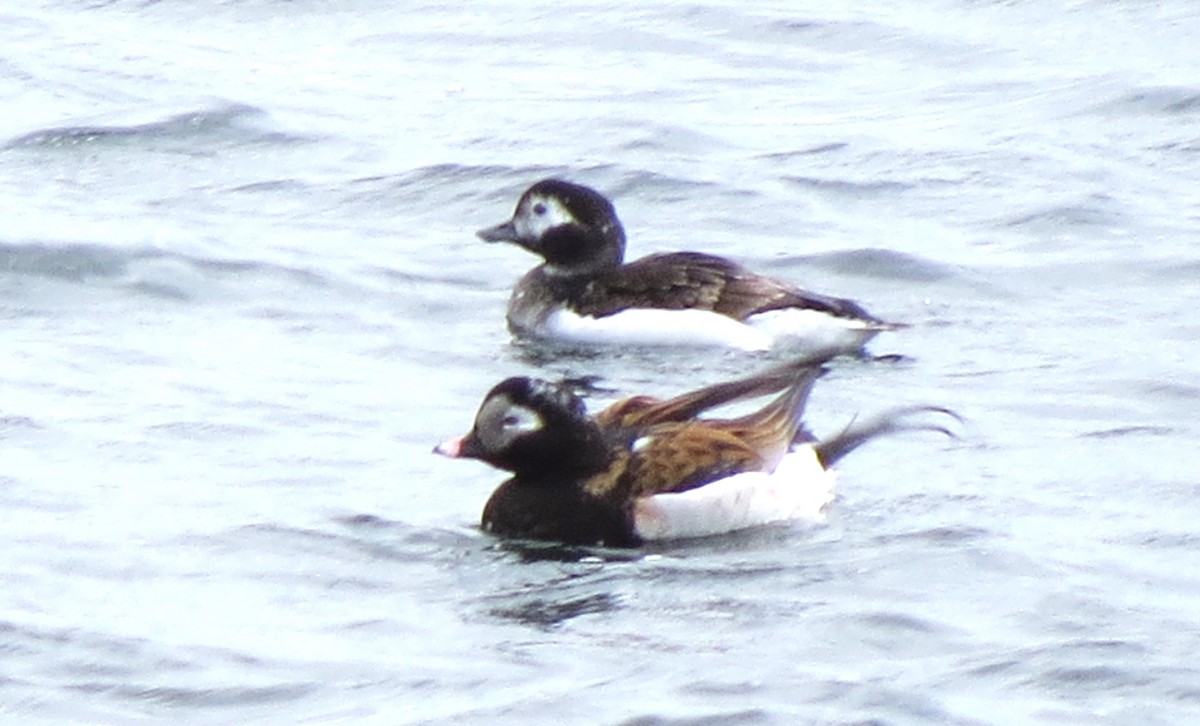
[3,102,284,149]
[0,241,331,300]
[106,682,317,708]
[1092,86,1200,117]
[771,247,962,283]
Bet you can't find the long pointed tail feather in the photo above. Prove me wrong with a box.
[815,406,961,468]
[596,347,842,430]
[730,364,823,436]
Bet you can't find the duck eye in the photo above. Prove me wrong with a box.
[495,405,542,434]
[532,202,547,216]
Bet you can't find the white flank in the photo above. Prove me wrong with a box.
[745,308,877,352]
[631,445,838,541]
[545,308,772,351]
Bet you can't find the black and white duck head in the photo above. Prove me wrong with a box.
[434,376,611,479]
[477,179,627,278]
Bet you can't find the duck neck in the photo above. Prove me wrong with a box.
[538,224,625,279]
[517,421,614,486]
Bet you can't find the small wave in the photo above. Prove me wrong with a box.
[381,162,525,189]
[486,591,622,629]
[964,637,1159,705]
[622,707,770,725]
[783,174,913,197]
[1001,196,1123,232]
[613,121,731,156]
[226,519,484,567]
[757,142,851,161]
[0,415,43,435]
[146,420,266,440]
[0,240,330,300]
[772,247,960,282]
[1032,664,1151,692]
[3,102,293,150]
[852,610,945,634]
[0,241,127,281]
[1141,257,1200,283]
[875,524,993,544]
[610,169,739,203]
[1129,379,1200,404]
[1091,86,1200,117]
[340,163,525,212]
[1080,425,1175,439]
[111,683,316,708]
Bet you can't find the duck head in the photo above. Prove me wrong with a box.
[477,179,627,277]
[435,375,613,480]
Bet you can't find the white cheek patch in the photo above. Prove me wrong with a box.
[545,308,772,351]
[515,194,577,239]
[632,445,837,541]
[474,396,544,451]
[503,404,543,435]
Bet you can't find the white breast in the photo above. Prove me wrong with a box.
[631,445,837,541]
[536,306,880,353]
[745,308,880,352]
[544,307,772,351]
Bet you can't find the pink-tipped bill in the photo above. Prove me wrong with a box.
[434,435,468,458]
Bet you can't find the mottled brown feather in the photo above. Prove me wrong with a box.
[571,252,881,323]
[580,447,632,500]
[593,359,824,498]
[625,423,764,496]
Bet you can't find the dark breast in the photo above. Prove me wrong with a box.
[481,479,641,547]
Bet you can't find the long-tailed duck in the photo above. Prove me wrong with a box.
[478,179,902,353]
[435,353,954,546]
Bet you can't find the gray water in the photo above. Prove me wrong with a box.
[3,1,1199,724]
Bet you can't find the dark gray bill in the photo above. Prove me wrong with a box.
[477,220,518,242]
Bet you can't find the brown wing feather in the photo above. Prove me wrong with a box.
[573,252,881,322]
[594,352,830,432]
[592,395,663,430]
[625,423,765,496]
[615,362,824,496]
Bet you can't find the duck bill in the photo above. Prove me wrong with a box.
[476,220,518,243]
[433,432,481,459]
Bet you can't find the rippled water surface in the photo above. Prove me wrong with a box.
[3,1,1199,724]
